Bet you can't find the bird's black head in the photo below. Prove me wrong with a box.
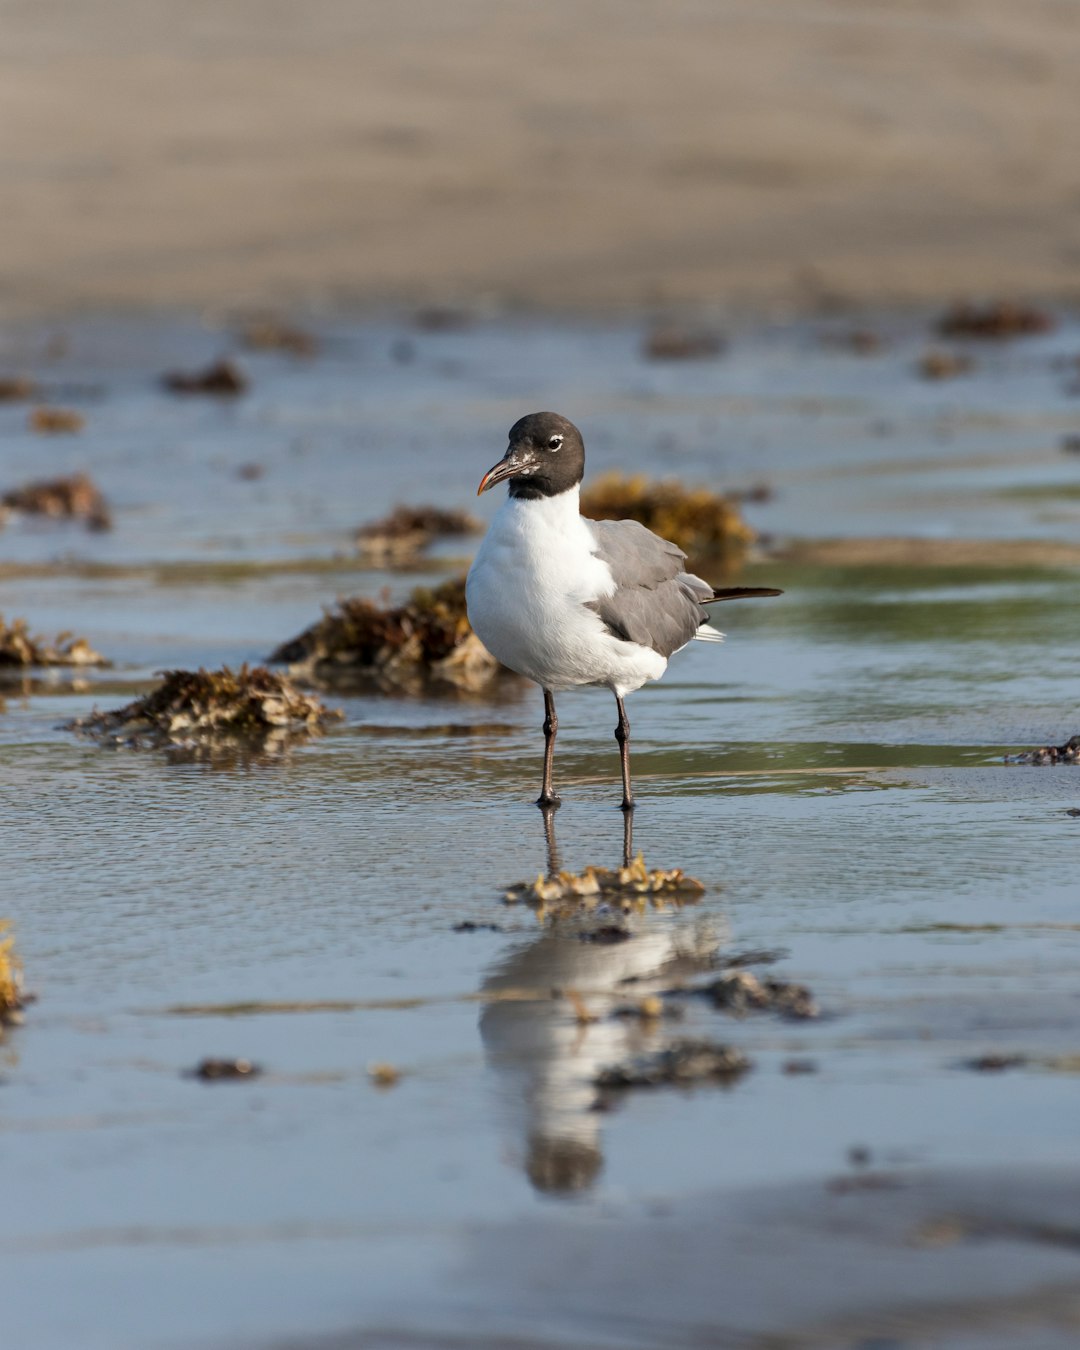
[476,412,585,500]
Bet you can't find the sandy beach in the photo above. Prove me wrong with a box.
[4,0,1080,318]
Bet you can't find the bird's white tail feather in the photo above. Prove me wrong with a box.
[693,625,725,643]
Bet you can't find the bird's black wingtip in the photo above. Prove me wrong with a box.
[706,586,784,603]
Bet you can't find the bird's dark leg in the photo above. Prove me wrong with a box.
[622,807,634,868]
[537,688,560,809]
[541,803,561,877]
[614,694,634,812]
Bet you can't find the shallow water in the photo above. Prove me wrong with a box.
[2,312,1080,1349]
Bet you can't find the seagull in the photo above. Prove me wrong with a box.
[466,412,781,811]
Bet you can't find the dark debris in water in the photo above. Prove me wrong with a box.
[964,1054,1029,1073]
[699,969,819,1021]
[643,324,725,361]
[937,300,1055,340]
[1,472,111,530]
[578,924,634,944]
[66,664,341,758]
[189,1057,262,1081]
[504,854,706,918]
[162,358,249,396]
[594,1039,751,1091]
[783,1058,819,1075]
[271,576,504,693]
[0,614,106,668]
[580,473,754,567]
[1007,735,1080,765]
[356,504,479,563]
[451,921,504,933]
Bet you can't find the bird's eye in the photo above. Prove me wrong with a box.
[547,434,563,450]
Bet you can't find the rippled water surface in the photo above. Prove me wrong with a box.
[2,313,1080,1349]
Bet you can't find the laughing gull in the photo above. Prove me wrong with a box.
[466,412,781,811]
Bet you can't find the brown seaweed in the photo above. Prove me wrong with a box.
[504,853,706,919]
[270,576,504,692]
[580,473,754,567]
[643,325,725,361]
[236,317,318,356]
[0,615,106,668]
[28,406,85,434]
[0,923,25,1027]
[937,301,1055,340]
[66,664,341,759]
[1006,735,1080,765]
[356,505,480,563]
[1,472,111,529]
[162,358,249,396]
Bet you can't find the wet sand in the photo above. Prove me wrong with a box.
[2,311,1080,1348]
[5,1,1080,318]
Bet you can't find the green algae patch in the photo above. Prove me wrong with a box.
[0,615,107,668]
[580,473,754,569]
[271,576,505,692]
[66,664,341,760]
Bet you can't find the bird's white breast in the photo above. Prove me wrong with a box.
[466,488,666,694]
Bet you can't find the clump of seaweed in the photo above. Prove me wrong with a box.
[698,969,818,1020]
[1,472,111,529]
[643,324,725,361]
[28,406,84,434]
[937,301,1055,340]
[504,854,706,919]
[236,316,318,356]
[0,923,25,1026]
[0,376,38,402]
[271,577,503,692]
[356,505,480,563]
[918,349,973,381]
[0,615,106,668]
[581,473,755,567]
[594,1039,751,1091]
[66,665,341,760]
[162,358,249,396]
[1006,735,1080,765]
[189,1057,262,1081]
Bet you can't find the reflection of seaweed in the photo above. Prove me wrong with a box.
[581,473,754,569]
[271,577,505,692]
[0,615,107,668]
[594,1039,751,1091]
[66,665,340,761]
[0,923,25,1026]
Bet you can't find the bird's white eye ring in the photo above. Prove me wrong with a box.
[548,434,563,450]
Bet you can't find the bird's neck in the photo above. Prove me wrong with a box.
[503,484,582,534]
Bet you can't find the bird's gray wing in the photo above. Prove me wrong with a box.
[586,518,709,657]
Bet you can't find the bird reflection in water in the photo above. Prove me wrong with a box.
[479,808,723,1196]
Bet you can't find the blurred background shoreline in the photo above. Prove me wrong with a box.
[4,0,1080,322]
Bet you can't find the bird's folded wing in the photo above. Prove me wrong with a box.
[587,518,707,657]
[587,518,687,588]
